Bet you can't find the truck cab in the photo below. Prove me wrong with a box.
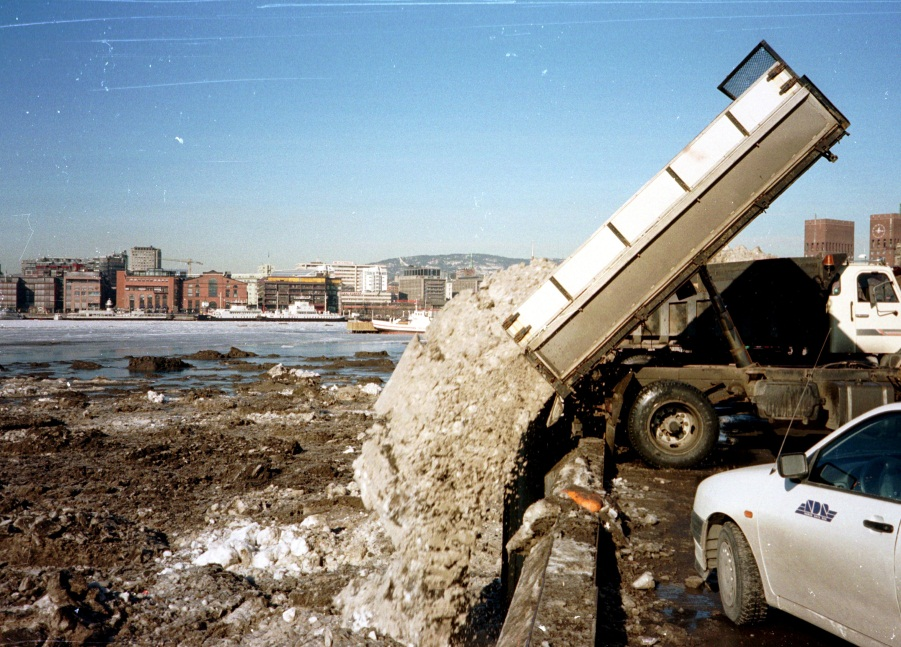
[828,263,901,357]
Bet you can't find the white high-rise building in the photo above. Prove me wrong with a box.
[361,266,388,293]
[295,262,388,293]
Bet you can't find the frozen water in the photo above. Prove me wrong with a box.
[0,319,408,388]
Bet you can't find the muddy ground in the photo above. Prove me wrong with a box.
[1,353,844,646]
[0,355,405,646]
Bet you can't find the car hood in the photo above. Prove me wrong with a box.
[694,462,777,514]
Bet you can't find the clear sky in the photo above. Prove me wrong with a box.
[1,1,898,274]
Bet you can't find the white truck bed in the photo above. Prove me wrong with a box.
[503,42,849,396]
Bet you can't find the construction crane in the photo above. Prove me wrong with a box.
[163,258,204,275]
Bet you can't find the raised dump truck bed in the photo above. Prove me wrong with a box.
[503,42,849,397]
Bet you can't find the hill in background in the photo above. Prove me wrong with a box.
[369,245,769,281]
[369,253,533,279]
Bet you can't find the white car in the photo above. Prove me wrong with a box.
[692,402,901,646]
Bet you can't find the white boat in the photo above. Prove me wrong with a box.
[64,308,171,320]
[209,305,263,320]
[260,300,344,322]
[371,309,433,334]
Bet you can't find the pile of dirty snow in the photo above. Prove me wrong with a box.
[711,244,773,263]
[337,260,558,645]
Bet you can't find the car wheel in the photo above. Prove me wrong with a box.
[627,380,718,468]
[716,521,767,625]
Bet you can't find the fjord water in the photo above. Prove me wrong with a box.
[0,319,410,389]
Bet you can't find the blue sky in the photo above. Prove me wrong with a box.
[1,0,898,274]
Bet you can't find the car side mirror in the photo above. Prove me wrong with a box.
[777,453,809,480]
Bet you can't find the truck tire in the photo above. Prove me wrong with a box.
[716,522,768,625]
[627,380,717,468]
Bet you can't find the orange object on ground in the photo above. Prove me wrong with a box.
[562,487,604,513]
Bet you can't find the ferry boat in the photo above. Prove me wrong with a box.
[54,300,172,321]
[62,308,171,320]
[209,304,263,320]
[371,309,433,334]
[261,300,345,322]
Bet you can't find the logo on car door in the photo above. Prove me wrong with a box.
[794,500,837,522]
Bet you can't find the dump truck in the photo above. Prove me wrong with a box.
[625,253,901,365]
[503,41,901,468]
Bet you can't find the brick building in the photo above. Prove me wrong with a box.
[0,276,24,312]
[63,272,104,312]
[116,271,181,312]
[182,271,248,313]
[804,218,854,259]
[23,276,62,313]
[258,274,341,313]
[869,213,901,266]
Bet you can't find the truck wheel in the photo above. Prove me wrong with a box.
[627,380,717,468]
[716,522,768,625]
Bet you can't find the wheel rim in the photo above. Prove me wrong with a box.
[718,538,737,608]
[647,402,703,455]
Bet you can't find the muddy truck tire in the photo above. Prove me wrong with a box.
[626,380,718,468]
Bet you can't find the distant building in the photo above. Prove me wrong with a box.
[232,271,268,308]
[86,251,128,305]
[447,268,483,300]
[21,257,86,277]
[295,262,388,293]
[23,276,62,313]
[397,267,446,308]
[804,218,854,259]
[870,212,901,266]
[129,246,162,272]
[0,276,24,312]
[182,271,248,313]
[19,252,128,312]
[63,271,104,312]
[338,291,394,316]
[116,270,181,312]
[87,251,128,278]
[361,266,389,293]
[259,271,341,313]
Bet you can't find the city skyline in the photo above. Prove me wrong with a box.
[2,1,898,275]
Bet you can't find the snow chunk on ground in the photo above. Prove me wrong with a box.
[267,364,320,380]
[183,514,387,581]
[359,382,382,396]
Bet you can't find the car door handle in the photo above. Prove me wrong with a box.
[863,519,894,533]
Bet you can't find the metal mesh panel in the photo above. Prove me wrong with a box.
[719,42,784,100]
